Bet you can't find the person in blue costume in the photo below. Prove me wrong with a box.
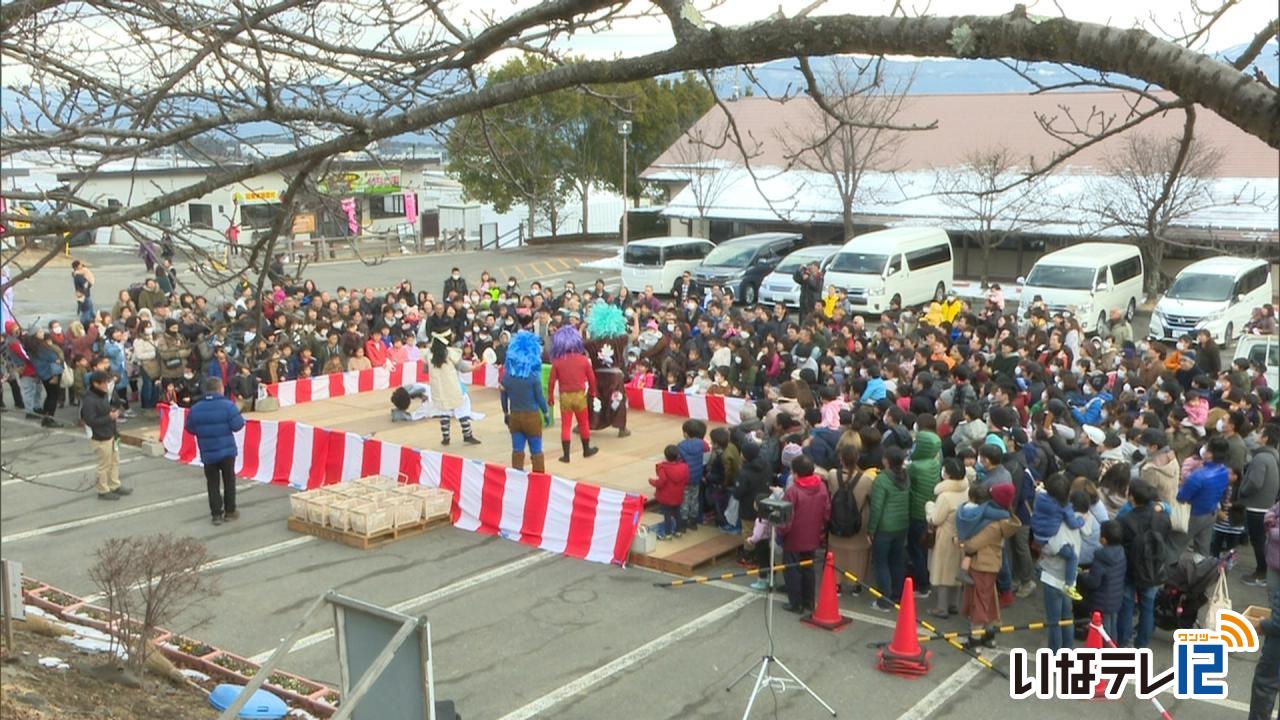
[500,331,551,472]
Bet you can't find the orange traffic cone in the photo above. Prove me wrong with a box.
[877,577,932,677]
[1085,611,1107,699]
[802,552,852,632]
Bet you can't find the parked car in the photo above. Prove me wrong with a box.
[758,244,842,308]
[1149,256,1272,346]
[621,236,714,294]
[1018,242,1144,335]
[1235,334,1278,381]
[824,227,953,314]
[61,209,94,247]
[692,232,803,305]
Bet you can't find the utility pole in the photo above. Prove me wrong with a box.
[617,119,632,248]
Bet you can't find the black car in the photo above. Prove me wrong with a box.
[61,209,94,247]
[691,232,803,305]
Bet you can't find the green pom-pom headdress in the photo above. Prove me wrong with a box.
[504,330,543,379]
[586,301,626,339]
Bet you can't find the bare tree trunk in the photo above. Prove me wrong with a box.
[581,182,590,237]
[842,201,855,241]
[980,237,992,284]
[1146,233,1166,293]
[527,199,537,241]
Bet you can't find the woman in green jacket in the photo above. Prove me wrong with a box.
[869,446,911,611]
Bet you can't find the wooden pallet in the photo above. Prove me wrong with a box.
[630,532,744,576]
[287,515,450,550]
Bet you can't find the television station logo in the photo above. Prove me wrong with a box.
[1010,608,1261,700]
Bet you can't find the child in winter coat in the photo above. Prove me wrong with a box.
[818,386,845,430]
[1032,474,1086,601]
[955,483,1011,586]
[649,445,689,540]
[746,486,786,590]
[1078,520,1127,642]
[677,419,710,531]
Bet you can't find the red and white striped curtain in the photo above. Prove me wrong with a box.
[158,404,644,566]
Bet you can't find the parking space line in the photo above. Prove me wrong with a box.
[1,484,255,543]
[496,593,759,720]
[705,578,898,629]
[899,649,1006,720]
[1180,694,1250,714]
[248,550,556,663]
[557,258,570,270]
[1,456,147,486]
[80,536,318,603]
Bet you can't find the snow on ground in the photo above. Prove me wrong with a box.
[38,656,70,670]
[580,250,622,271]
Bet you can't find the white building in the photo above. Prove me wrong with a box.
[55,159,461,249]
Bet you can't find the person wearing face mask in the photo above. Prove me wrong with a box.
[1178,437,1231,555]
[1219,410,1250,481]
[1070,373,1111,426]
[443,267,467,300]
[156,318,191,396]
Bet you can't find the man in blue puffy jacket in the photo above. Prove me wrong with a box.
[185,377,245,525]
[1177,436,1231,555]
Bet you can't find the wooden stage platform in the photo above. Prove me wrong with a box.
[250,386,707,499]
[251,388,740,573]
[133,387,745,574]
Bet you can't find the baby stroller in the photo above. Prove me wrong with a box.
[1155,552,1223,631]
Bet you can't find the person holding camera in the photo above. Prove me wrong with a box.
[80,371,132,500]
[779,455,831,613]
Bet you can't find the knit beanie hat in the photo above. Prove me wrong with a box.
[990,483,1016,511]
[781,443,803,468]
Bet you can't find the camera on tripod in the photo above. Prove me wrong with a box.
[758,497,792,525]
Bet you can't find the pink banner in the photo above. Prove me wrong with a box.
[404,192,417,221]
[340,197,358,235]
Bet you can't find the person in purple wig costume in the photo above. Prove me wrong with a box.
[547,325,598,462]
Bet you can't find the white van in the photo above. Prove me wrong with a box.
[621,237,714,294]
[1150,257,1272,345]
[1019,243,1144,335]
[823,227,953,314]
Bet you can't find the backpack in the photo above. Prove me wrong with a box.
[1132,521,1169,588]
[828,470,863,537]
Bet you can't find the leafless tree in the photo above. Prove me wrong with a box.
[88,534,212,685]
[1085,107,1260,292]
[0,1,1274,297]
[782,56,926,240]
[663,119,735,234]
[936,146,1051,282]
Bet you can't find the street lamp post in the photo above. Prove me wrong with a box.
[617,119,632,248]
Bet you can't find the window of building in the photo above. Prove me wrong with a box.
[241,203,282,230]
[189,203,213,229]
[369,194,405,220]
[152,206,172,227]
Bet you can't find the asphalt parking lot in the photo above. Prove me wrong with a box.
[1,412,1268,719]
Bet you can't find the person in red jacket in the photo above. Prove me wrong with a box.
[548,326,598,463]
[364,329,390,367]
[780,455,832,613]
[649,445,689,540]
